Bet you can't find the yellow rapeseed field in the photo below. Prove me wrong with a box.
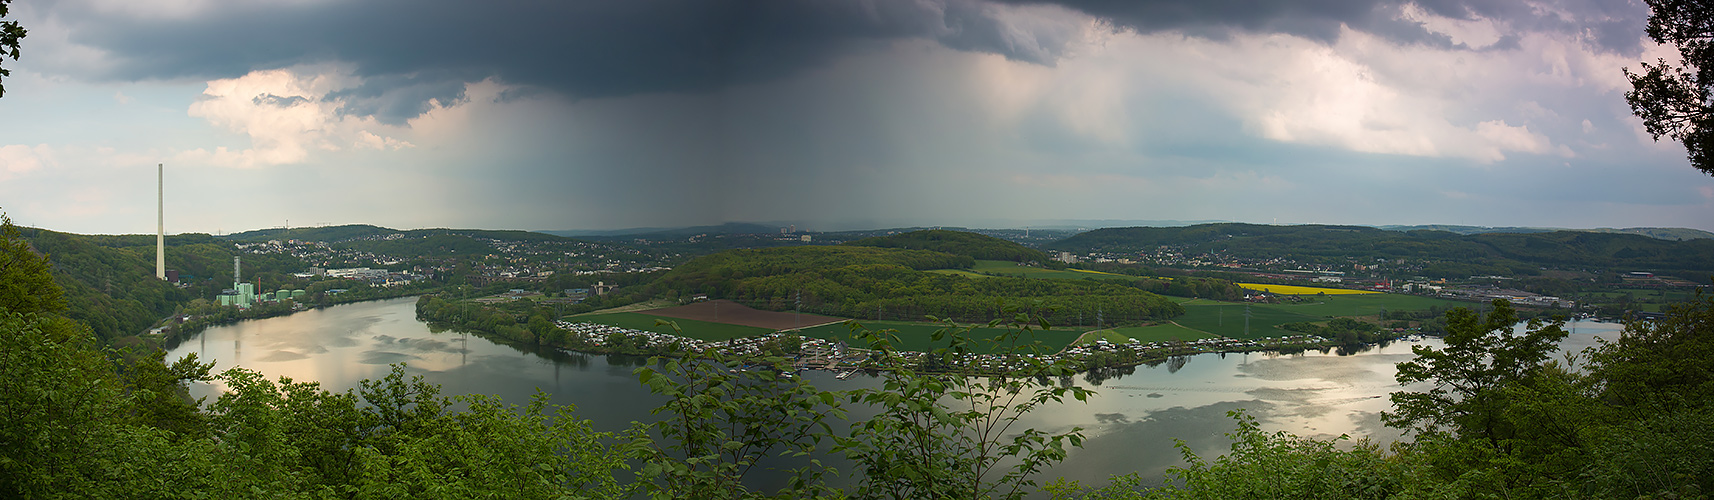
[1068,268,1125,276]
[1236,283,1380,295]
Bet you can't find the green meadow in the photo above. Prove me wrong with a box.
[572,312,775,341]
[1263,293,1464,317]
[970,260,1132,280]
[1174,302,1323,340]
[1076,323,1216,345]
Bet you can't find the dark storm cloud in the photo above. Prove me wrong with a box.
[1006,0,1650,54]
[46,0,1079,121]
[251,93,307,108]
[42,0,1648,124]
[325,73,470,126]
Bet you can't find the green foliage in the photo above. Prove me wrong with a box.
[656,246,1183,326]
[114,348,214,437]
[845,229,1051,263]
[0,212,64,316]
[223,223,398,242]
[1578,292,1714,496]
[1278,317,1387,346]
[1586,292,1714,409]
[0,0,22,98]
[1157,410,1403,499]
[836,313,1093,499]
[13,225,311,342]
[1385,300,1570,441]
[630,325,844,499]
[206,364,630,498]
[1627,0,1714,177]
[0,312,128,497]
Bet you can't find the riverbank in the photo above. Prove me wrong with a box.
[418,290,1411,377]
[150,285,436,347]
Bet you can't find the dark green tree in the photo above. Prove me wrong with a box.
[0,0,23,98]
[630,321,843,499]
[1386,300,1569,441]
[0,211,63,316]
[837,314,1092,500]
[1626,0,1714,176]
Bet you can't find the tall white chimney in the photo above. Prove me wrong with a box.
[156,163,166,280]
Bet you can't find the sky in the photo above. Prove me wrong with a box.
[2,0,1712,235]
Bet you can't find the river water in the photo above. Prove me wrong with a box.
[165,297,1625,487]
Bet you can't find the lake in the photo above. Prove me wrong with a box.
[166,296,1626,487]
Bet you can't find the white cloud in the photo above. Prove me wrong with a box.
[182,65,415,168]
[1399,3,1504,48]
[0,144,56,180]
[69,0,332,21]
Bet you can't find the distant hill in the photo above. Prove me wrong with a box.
[1378,224,1714,241]
[538,227,678,238]
[1584,227,1714,241]
[1048,223,1714,282]
[628,222,782,239]
[1376,224,1560,235]
[223,224,398,242]
[224,224,572,244]
[843,229,1051,262]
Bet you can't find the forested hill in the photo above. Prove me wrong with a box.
[1379,224,1714,240]
[224,224,570,244]
[1047,223,1714,280]
[843,229,1051,262]
[17,228,303,343]
[649,246,1183,325]
[224,224,396,242]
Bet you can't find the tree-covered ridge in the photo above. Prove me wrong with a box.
[222,224,398,242]
[844,229,1052,262]
[652,246,1182,325]
[225,223,576,245]
[1049,223,1714,280]
[15,227,306,342]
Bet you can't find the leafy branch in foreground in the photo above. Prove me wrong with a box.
[837,311,1093,500]
[630,320,846,499]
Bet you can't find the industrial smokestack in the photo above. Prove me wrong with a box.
[157,163,166,280]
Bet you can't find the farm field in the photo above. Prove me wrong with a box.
[572,312,774,341]
[928,269,994,279]
[795,319,1086,353]
[1267,294,1464,317]
[1173,303,1324,340]
[1077,323,1215,345]
[970,260,1136,280]
[1236,283,1379,295]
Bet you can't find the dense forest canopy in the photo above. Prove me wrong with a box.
[652,245,1183,325]
[15,227,305,342]
[844,229,1051,262]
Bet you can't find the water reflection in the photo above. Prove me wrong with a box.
[165,298,1630,488]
